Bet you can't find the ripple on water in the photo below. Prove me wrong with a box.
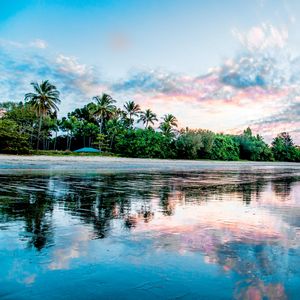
[0,169,300,299]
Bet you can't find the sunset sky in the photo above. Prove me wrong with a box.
[1,0,300,142]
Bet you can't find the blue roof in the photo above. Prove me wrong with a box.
[74,147,101,153]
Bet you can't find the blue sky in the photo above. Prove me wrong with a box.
[1,0,300,141]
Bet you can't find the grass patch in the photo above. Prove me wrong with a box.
[29,150,119,157]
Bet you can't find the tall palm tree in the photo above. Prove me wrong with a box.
[138,109,158,128]
[92,93,116,133]
[123,100,141,124]
[24,80,61,149]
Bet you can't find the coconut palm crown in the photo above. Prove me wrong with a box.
[92,93,116,133]
[138,109,158,128]
[123,100,141,124]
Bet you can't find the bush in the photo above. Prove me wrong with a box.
[114,128,175,158]
[234,129,274,161]
[209,134,239,160]
[0,119,31,154]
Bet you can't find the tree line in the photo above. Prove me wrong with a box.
[0,80,299,162]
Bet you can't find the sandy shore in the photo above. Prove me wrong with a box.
[0,154,299,173]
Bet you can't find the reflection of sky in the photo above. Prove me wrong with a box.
[1,172,300,299]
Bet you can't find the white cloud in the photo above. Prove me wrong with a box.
[232,23,288,52]
[0,38,48,49]
[56,54,92,76]
[29,39,48,49]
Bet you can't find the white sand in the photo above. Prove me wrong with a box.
[0,154,299,173]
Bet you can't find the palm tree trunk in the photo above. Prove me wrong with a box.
[110,135,115,150]
[99,118,103,134]
[54,131,57,150]
[37,116,43,150]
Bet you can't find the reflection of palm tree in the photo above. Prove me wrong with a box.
[24,80,61,149]
[0,176,54,251]
[159,186,175,216]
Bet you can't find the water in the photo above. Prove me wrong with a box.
[1,167,300,299]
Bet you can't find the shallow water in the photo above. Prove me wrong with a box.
[1,168,300,299]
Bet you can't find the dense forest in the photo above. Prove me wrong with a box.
[0,80,299,162]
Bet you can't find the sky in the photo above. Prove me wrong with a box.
[0,0,300,142]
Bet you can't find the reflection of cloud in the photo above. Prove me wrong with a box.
[135,200,285,248]
[48,227,91,270]
[235,280,286,300]
[23,274,36,285]
[132,184,300,261]
[127,181,298,300]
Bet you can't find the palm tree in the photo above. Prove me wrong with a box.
[92,93,116,133]
[159,114,178,138]
[24,80,61,149]
[162,114,178,127]
[138,109,158,128]
[123,100,141,125]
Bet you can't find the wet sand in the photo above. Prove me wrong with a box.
[0,154,299,173]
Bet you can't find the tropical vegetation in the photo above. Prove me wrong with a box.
[0,80,299,161]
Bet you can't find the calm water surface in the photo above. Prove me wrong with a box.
[1,168,300,299]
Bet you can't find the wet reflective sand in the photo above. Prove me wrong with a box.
[1,166,300,299]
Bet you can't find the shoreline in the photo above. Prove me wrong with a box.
[1,154,300,173]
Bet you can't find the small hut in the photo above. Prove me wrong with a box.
[74,147,101,153]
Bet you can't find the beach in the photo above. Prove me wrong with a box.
[1,154,299,172]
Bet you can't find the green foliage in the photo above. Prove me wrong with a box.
[234,128,274,161]
[114,128,175,158]
[175,129,215,159]
[272,132,298,161]
[93,133,110,151]
[138,109,158,128]
[175,129,203,159]
[209,134,239,161]
[2,83,300,162]
[0,119,31,154]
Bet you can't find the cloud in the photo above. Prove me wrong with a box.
[231,23,288,52]
[219,51,300,89]
[218,23,300,89]
[247,101,300,141]
[110,24,300,141]
[0,48,107,114]
[112,69,184,94]
[0,38,48,49]
[29,39,48,49]
[1,25,300,142]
